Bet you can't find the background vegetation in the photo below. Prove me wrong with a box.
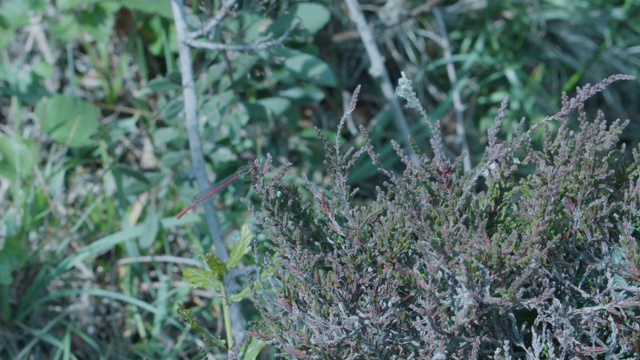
[0,0,638,358]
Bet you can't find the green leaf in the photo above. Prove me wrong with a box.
[0,28,15,51]
[202,253,229,281]
[200,91,250,136]
[293,2,330,34]
[228,223,253,269]
[153,127,181,147]
[114,165,151,186]
[269,2,329,38]
[139,207,160,249]
[77,3,116,43]
[36,95,99,148]
[177,304,197,326]
[261,47,336,87]
[230,286,251,303]
[241,13,272,43]
[177,305,227,349]
[0,137,37,182]
[0,237,28,285]
[240,337,267,360]
[0,0,30,29]
[161,151,187,168]
[50,14,80,44]
[245,97,291,122]
[113,0,173,18]
[0,62,50,103]
[182,268,222,290]
[148,72,182,93]
[160,98,184,120]
[279,85,325,104]
[57,0,173,19]
[57,0,100,9]
[217,55,261,90]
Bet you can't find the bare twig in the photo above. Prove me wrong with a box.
[332,0,443,42]
[343,0,419,164]
[171,0,225,258]
[433,7,471,173]
[410,0,443,18]
[189,0,238,39]
[187,20,300,52]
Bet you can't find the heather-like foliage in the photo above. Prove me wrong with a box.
[246,75,640,359]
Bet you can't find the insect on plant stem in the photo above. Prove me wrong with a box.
[176,164,251,219]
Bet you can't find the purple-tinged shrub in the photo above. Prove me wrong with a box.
[246,75,639,359]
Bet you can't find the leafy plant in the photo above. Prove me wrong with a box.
[247,75,639,358]
[179,222,267,359]
[3,0,639,358]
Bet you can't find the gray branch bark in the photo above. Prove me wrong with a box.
[170,0,246,347]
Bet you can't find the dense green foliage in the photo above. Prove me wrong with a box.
[0,0,638,358]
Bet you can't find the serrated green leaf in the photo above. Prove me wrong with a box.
[176,304,197,326]
[228,223,253,269]
[177,304,227,349]
[182,268,222,290]
[202,253,229,281]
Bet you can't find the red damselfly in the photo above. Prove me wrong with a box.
[176,164,251,219]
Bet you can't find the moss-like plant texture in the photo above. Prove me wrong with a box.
[246,75,640,359]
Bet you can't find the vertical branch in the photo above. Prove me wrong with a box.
[433,7,471,173]
[343,0,419,164]
[170,0,225,259]
[170,0,246,347]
